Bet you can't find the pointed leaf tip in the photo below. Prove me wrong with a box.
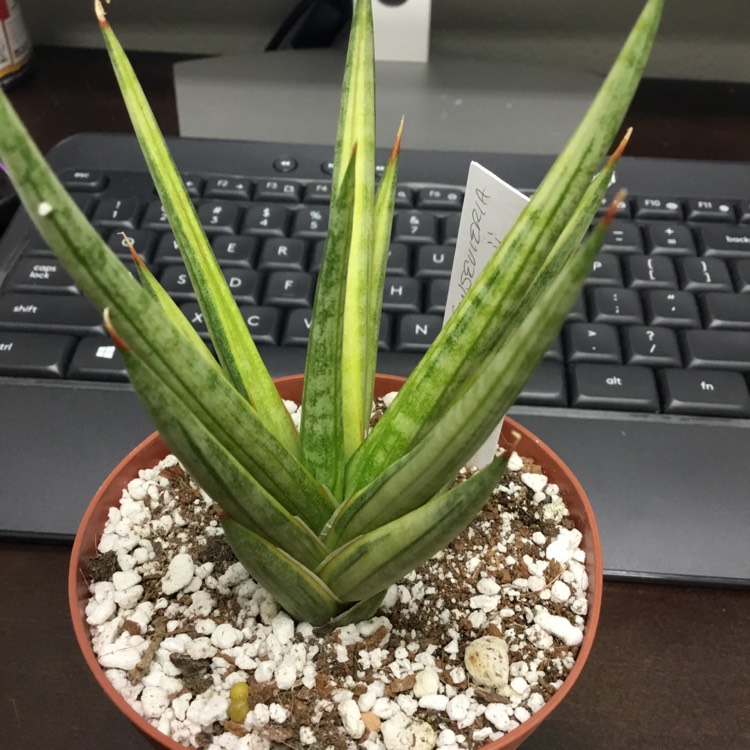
[602,188,629,226]
[119,231,146,267]
[94,0,110,27]
[606,127,633,168]
[390,118,404,163]
[102,308,129,351]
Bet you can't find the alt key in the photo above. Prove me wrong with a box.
[570,363,659,412]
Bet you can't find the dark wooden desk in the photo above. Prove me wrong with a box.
[2,46,749,750]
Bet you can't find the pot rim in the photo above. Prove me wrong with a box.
[68,374,603,750]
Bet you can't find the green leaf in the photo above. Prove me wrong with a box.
[300,149,357,499]
[222,517,343,626]
[110,330,328,569]
[333,0,377,459]
[346,0,664,493]
[124,236,217,372]
[96,5,299,456]
[318,452,509,603]
[363,121,403,414]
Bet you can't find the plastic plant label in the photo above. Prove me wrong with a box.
[444,161,529,468]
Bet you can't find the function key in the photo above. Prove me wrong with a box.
[255,179,302,203]
[394,186,413,208]
[660,368,750,418]
[633,196,684,221]
[59,169,108,192]
[416,187,463,211]
[273,156,298,173]
[739,201,750,223]
[375,164,386,178]
[685,198,736,223]
[204,176,252,200]
[321,160,335,175]
[443,214,461,245]
[305,182,332,204]
[181,175,204,198]
[596,194,630,219]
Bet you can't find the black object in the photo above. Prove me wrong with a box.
[0,167,19,234]
[0,133,749,589]
[266,0,352,51]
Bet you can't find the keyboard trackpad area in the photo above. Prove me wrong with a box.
[510,408,750,586]
[0,383,153,540]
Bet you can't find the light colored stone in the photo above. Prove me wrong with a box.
[413,668,440,698]
[161,553,194,595]
[464,636,511,694]
[381,712,437,750]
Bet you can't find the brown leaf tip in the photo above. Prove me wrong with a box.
[119,231,146,266]
[602,188,629,226]
[103,308,129,352]
[94,0,110,28]
[389,117,405,164]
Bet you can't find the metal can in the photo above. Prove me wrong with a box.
[0,0,33,89]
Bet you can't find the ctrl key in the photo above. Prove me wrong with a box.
[0,332,76,378]
[660,368,750,418]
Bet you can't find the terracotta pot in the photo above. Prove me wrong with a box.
[69,374,603,750]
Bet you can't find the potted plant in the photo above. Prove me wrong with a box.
[0,0,663,748]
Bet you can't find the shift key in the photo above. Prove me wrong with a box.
[0,294,104,335]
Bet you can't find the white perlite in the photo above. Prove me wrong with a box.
[85,439,590,750]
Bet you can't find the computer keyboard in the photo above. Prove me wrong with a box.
[0,133,748,587]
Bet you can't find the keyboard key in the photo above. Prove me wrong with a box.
[681,329,750,372]
[382,277,421,313]
[570,363,659,412]
[425,278,449,314]
[153,233,183,265]
[565,323,621,363]
[6,259,78,294]
[211,236,258,267]
[596,194,630,218]
[181,175,204,198]
[179,302,209,337]
[258,238,309,271]
[254,179,301,203]
[623,255,677,289]
[731,259,750,292]
[739,201,750,224]
[0,332,76,378]
[204,176,252,200]
[543,335,564,362]
[643,290,701,328]
[386,243,412,276]
[633,196,683,221]
[443,214,461,245]
[282,308,313,346]
[60,169,108,192]
[263,271,314,308]
[67,335,128,382]
[416,187,463,211]
[698,225,750,259]
[587,253,622,287]
[159,266,195,300]
[140,201,172,231]
[701,293,750,330]
[644,223,696,256]
[242,204,292,237]
[600,221,643,254]
[623,325,682,367]
[394,186,414,209]
[515,361,567,406]
[222,269,262,303]
[304,182,332,204]
[106,229,157,261]
[393,211,439,244]
[676,257,732,293]
[0,293,103,335]
[197,201,241,234]
[685,198,736,223]
[241,306,282,344]
[589,287,643,325]
[565,294,587,323]
[395,314,441,352]
[273,157,298,174]
[660,368,750,417]
[414,245,454,278]
[292,207,329,239]
[91,197,140,229]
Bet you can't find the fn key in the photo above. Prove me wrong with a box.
[661,369,750,418]
[0,332,76,378]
